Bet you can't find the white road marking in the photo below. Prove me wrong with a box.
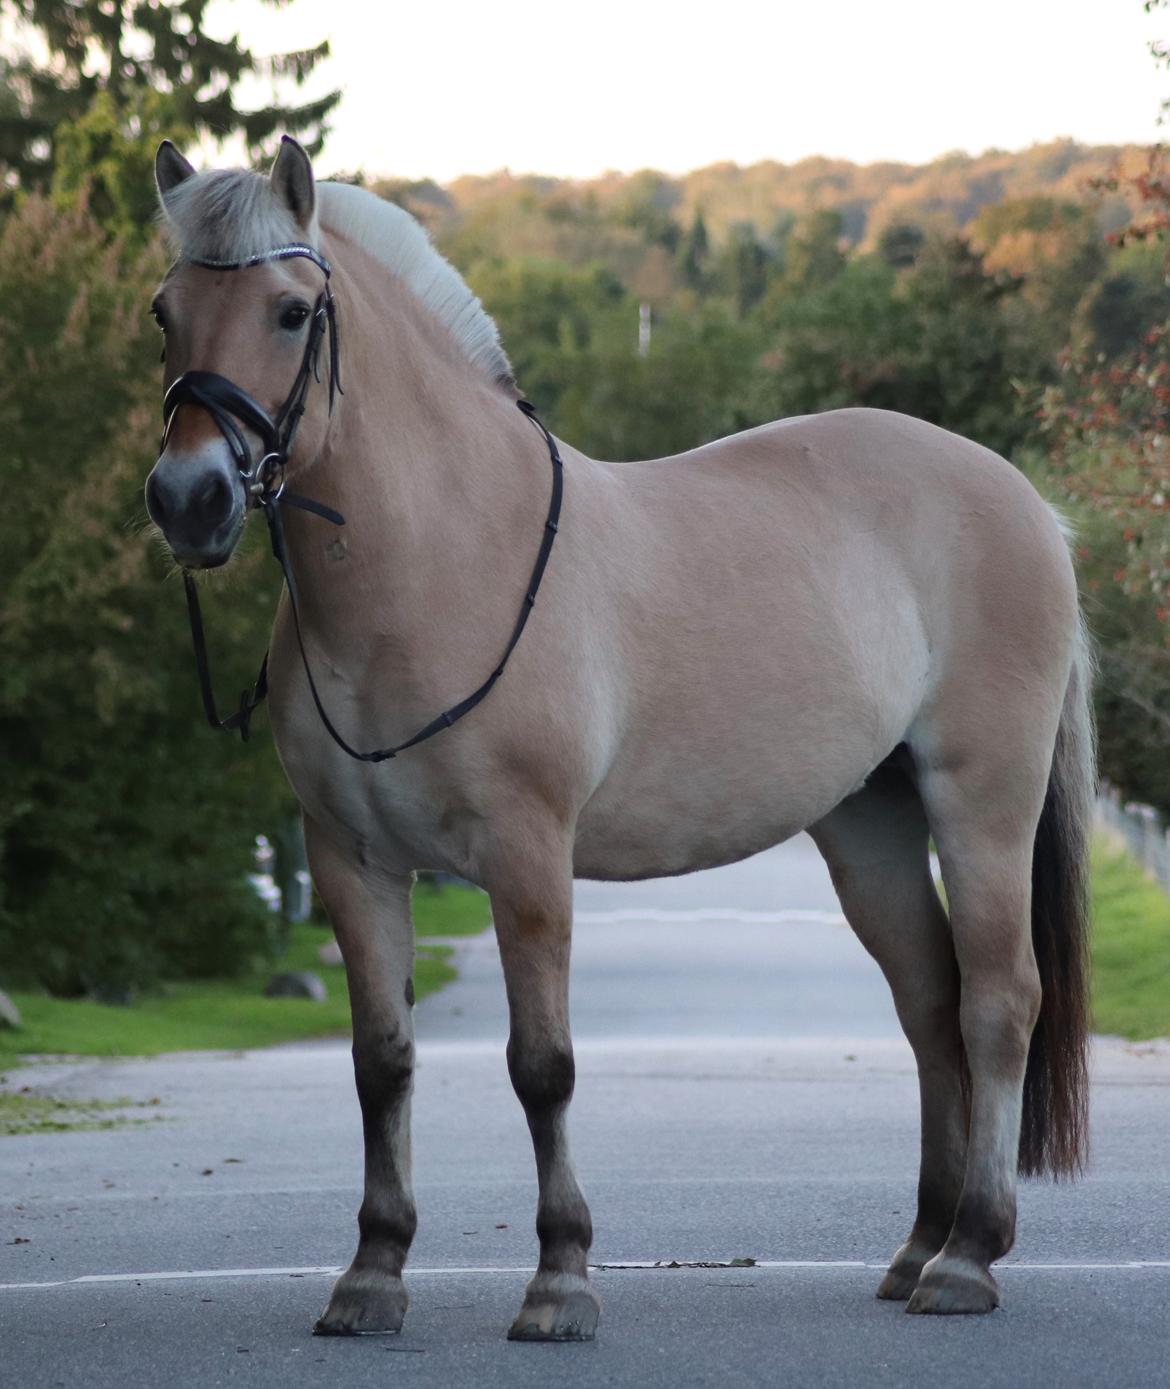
[573,909,848,927]
[3,1260,1169,1293]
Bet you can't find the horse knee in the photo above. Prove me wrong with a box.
[353,1028,415,1112]
[507,1039,575,1116]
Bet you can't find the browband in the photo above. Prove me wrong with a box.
[184,244,333,277]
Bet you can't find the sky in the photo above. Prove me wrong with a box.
[210,0,1167,182]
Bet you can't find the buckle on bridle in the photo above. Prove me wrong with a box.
[249,452,286,504]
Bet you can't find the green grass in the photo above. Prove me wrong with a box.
[411,877,495,936]
[1091,837,1170,1040]
[0,880,491,1061]
[0,1089,167,1136]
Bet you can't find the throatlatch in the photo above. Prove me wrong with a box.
[162,242,564,759]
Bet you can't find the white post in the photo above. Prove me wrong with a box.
[638,301,652,357]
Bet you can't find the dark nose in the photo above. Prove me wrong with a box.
[145,450,243,567]
[146,467,233,531]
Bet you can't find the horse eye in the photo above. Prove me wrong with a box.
[150,300,167,331]
[280,302,311,331]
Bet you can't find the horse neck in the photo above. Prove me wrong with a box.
[281,238,550,651]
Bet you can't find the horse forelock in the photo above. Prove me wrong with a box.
[158,170,514,390]
[159,168,306,264]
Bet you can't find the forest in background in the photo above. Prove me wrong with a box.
[2,0,1169,999]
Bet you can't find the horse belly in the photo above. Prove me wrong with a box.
[571,667,918,882]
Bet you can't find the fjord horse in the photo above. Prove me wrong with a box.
[145,137,1092,1340]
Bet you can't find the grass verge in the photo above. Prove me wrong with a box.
[0,1090,167,1137]
[0,880,490,1062]
[1091,836,1170,1041]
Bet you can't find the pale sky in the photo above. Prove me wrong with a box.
[213,0,1167,182]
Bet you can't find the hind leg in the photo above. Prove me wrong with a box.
[904,749,1047,1314]
[811,758,967,1301]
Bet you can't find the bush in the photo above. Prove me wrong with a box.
[0,198,294,997]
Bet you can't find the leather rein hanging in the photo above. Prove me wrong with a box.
[163,244,564,763]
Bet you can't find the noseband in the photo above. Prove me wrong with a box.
[162,243,564,763]
[161,243,341,507]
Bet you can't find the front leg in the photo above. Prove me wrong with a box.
[488,835,600,1342]
[304,818,417,1336]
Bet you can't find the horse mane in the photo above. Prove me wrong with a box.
[159,170,514,388]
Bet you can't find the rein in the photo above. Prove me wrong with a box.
[163,244,564,762]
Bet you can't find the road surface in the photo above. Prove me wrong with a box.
[4,836,1169,1387]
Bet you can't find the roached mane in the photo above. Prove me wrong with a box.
[159,170,514,388]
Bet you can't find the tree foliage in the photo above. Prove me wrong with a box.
[0,0,339,208]
[0,197,293,997]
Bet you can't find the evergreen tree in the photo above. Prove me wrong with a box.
[718,223,770,317]
[0,0,339,197]
[679,210,711,290]
[781,209,846,291]
[876,221,926,270]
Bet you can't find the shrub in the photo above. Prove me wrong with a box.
[0,198,293,997]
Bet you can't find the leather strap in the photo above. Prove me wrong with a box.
[181,397,564,758]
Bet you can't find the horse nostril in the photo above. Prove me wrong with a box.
[145,469,170,526]
[194,472,234,529]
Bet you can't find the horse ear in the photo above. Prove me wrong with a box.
[155,141,196,198]
[270,135,317,232]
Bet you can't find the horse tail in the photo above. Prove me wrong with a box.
[1019,611,1096,1179]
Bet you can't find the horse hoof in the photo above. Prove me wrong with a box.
[905,1254,1000,1315]
[876,1238,938,1301]
[507,1279,601,1342]
[313,1269,409,1335]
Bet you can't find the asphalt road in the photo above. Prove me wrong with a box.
[3,835,1170,1388]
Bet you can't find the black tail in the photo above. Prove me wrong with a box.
[1019,618,1095,1178]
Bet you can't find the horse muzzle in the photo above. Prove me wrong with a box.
[145,447,246,569]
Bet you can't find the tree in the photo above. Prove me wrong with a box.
[0,197,293,996]
[466,257,627,413]
[610,170,681,252]
[778,209,846,292]
[1077,241,1170,357]
[717,223,771,317]
[876,221,926,270]
[970,197,1106,360]
[0,0,339,200]
[679,210,711,290]
[757,236,1029,456]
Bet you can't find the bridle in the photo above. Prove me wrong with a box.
[161,243,564,763]
[162,244,341,503]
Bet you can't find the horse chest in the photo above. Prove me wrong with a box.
[274,722,481,876]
